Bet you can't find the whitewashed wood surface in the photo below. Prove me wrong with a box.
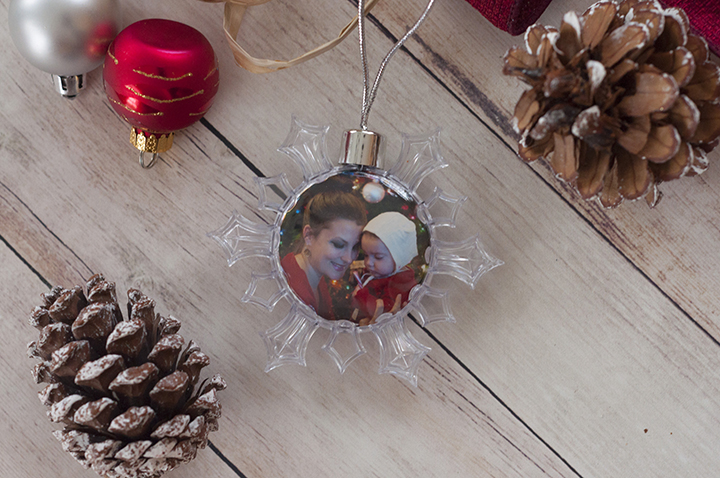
[1,0,719,477]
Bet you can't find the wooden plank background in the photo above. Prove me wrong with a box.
[1,0,719,477]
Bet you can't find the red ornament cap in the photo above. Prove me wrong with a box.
[103,19,219,135]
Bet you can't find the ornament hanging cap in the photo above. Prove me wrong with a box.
[130,128,174,168]
[341,129,383,168]
[53,75,85,98]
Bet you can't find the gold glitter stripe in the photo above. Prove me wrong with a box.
[109,97,164,116]
[132,70,193,81]
[108,49,118,65]
[125,86,204,104]
[204,67,218,81]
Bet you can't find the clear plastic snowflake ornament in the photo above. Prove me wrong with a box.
[208,118,502,385]
[209,0,500,385]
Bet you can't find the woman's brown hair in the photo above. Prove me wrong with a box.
[303,190,367,238]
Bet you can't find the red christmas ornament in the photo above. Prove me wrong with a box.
[104,19,219,168]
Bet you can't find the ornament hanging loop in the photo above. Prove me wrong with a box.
[139,152,159,169]
[357,0,436,130]
[130,128,174,169]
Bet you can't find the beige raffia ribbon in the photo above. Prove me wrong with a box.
[197,0,380,73]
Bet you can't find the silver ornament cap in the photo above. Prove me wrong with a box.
[52,75,85,98]
[340,129,383,168]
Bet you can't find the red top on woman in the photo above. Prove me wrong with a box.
[281,253,335,320]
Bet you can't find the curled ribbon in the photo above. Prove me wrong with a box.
[197,0,380,73]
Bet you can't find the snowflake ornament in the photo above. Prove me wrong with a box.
[209,116,502,386]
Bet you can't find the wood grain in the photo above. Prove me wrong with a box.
[1,0,720,477]
[373,0,720,340]
[0,3,582,476]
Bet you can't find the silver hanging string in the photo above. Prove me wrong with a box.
[358,0,370,117]
[358,0,436,130]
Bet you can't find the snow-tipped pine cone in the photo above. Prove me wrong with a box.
[27,274,226,478]
[504,0,720,208]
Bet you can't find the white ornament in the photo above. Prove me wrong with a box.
[362,182,386,203]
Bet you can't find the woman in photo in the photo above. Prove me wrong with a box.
[281,190,367,320]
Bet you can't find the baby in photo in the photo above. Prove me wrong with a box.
[352,211,419,325]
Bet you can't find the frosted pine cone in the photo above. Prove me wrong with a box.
[503,0,720,208]
[28,274,226,478]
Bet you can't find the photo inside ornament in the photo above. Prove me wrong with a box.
[278,170,430,326]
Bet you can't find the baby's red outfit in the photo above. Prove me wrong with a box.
[353,268,417,319]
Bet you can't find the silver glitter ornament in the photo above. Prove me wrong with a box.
[9,0,121,97]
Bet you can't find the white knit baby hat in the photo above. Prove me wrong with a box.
[364,211,418,273]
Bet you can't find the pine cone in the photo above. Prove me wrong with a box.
[503,0,720,208]
[28,274,227,478]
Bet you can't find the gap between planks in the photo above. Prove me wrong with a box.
[0,197,576,477]
[188,14,587,476]
[0,107,582,477]
[187,4,720,474]
[355,4,720,350]
[2,242,251,477]
[0,233,51,288]
[6,2,709,475]
[208,441,250,478]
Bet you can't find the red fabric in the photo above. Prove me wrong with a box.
[464,0,554,35]
[281,253,334,320]
[660,0,720,56]
[352,269,417,319]
[465,0,720,55]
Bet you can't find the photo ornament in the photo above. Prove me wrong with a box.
[279,170,430,327]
